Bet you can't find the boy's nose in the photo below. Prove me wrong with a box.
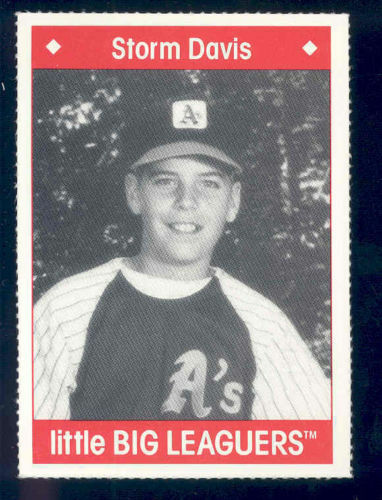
[176,184,198,210]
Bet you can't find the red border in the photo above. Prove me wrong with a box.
[31,25,333,465]
[32,26,331,70]
[33,420,332,464]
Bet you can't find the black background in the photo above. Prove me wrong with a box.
[1,1,382,499]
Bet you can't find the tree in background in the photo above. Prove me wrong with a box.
[33,69,330,375]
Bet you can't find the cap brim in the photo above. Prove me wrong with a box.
[130,140,242,175]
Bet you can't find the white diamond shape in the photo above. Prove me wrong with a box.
[46,39,61,55]
[302,41,317,56]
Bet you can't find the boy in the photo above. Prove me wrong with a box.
[34,100,330,420]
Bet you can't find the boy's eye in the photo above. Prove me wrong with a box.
[152,177,177,187]
[200,179,222,189]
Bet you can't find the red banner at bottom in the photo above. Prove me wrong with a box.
[33,420,332,464]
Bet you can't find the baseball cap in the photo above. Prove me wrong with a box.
[130,140,242,175]
[122,97,246,176]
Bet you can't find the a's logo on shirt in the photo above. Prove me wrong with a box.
[161,349,243,418]
[172,100,207,129]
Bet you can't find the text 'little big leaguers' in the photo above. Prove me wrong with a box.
[34,97,330,421]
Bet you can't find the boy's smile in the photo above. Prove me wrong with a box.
[125,156,241,279]
[167,222,202,234]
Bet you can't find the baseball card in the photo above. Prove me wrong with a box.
[17,13,350,478]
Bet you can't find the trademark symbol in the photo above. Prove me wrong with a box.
[304,430,317,440]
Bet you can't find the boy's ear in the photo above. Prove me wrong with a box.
[125,173,142,215]
[226,182,241,223]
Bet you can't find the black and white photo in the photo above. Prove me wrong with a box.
[33,70,331,421]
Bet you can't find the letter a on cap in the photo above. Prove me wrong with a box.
[172,100,207,129]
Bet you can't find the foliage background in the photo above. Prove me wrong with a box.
[33,69,330,376]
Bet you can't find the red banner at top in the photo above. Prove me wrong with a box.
[32,26,330,70]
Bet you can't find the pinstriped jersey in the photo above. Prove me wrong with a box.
[33,258,330,420]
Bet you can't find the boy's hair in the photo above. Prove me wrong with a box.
[132,156,241,184]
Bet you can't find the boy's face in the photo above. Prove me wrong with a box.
[125,157,241,268]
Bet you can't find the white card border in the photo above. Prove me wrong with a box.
[17,12,350,478]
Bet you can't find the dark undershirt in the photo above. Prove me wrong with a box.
[70,271,256,420]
